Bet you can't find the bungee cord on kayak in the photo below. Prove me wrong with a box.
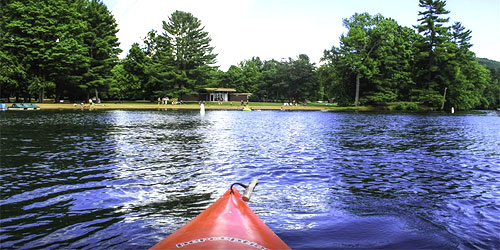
[231,178,259,202]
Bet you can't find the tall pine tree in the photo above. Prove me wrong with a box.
[81,0,121,101]
[413,0,451,107]
[414,0,490,110]
[445,22,490,110]
[122,43,150,99]
[157,11,217,98]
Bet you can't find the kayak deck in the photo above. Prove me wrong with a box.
[150,187,290,249]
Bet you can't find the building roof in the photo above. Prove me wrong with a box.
[204,88,236,92]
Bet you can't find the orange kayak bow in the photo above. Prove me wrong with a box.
[150,179,291,250]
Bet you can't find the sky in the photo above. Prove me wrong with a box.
[102,0,500,70]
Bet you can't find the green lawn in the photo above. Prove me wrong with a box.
[34,100,428,111]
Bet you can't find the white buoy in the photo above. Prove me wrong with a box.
[200,103,205,115]
[451,107,455,114]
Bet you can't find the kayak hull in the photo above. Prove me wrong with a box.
[150,188,290,250]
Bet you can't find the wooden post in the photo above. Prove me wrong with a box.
[355,73,360,107]
[441,87,447,110]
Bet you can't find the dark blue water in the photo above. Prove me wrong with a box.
[1,110,499,249]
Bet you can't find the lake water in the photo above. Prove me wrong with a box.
[1,110,499,249]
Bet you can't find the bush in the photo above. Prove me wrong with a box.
[361,91,398,105]
[410,89,444,108]
[406,102,419,110]
[393,102,420,111]
[394,103,406,110]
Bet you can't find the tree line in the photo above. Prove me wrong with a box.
[109,11,318,103]
[1,0,499,110]
[319,0,499,110]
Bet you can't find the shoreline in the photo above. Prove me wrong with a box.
[9,102,461,112]
[34,103,368,111]
[24,104,494,114]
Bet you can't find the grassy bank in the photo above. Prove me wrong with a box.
[37,102,329,111]
[33,101,425,112]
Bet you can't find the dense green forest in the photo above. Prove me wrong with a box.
[1,0,120,103]
[1,0,499,110]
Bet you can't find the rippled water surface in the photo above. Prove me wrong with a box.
[1,110,499,249]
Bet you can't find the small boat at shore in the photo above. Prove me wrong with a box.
[7,103,40,110]
[150,179,291,250]
[243,106,252,111]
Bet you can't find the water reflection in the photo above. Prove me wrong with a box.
[1,110,499,249]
